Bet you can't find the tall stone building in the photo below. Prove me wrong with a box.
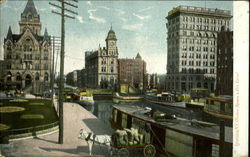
[216,27,233,96]
[118,53,146,90]
[2,0,52,93]
[166,6,232,93]
[85,27,118,89]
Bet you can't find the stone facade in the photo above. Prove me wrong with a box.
[118,53,146,90]
[1,0,51,93]
[216,27,233,96]
[166,6,232,93]
[85,27,118,89]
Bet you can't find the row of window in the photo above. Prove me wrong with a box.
[179,53,215,59]
[101,66,114,73]
[6,64,49,70]
[170,23,226,32]
[180,39,216,45]
[169,16,229,25]
[5,54,48,60]
[6,45,49,52]
[180,68,215,74]
[180,60,215,66]
[181,46,215,52]
[6,73,49,81]
[101,59,114,65]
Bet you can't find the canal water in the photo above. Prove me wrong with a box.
[80,99,232,129]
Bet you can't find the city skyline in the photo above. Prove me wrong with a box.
[0,1,233,74]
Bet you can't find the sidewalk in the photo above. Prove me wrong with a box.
[1,102,114,157]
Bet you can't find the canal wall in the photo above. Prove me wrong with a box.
[1,102,113,157]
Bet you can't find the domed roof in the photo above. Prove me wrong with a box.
[106,27,117,41]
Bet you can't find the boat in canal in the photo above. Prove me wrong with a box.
[111,104,232,157]
[144,91,188,108]
[64,91,94,105]
[113,92,143,101]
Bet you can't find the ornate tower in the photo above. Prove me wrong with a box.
[105,27,118,56]
[19,0,41,35]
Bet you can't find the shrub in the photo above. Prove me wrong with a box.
[0,106,25,113]
[20,114,44,119]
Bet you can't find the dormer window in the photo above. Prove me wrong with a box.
[28,14,32,21]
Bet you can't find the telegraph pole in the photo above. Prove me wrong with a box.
[49,0,78,144]
[51,36,61,103]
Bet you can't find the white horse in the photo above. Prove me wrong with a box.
[78,129,113,156]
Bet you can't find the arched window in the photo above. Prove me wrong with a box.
[44,73,49,81]
[16,72,22,81]
[35,73,39,81]
[197,82,201,88]
[7,44,11,51]
[28,15,32,21]
[7,72,12,81]
[204,82,208,88]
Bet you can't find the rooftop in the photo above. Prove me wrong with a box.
[167,5,232,18]
[113,104,232,143]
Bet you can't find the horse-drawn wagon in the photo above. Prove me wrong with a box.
[78,128,156,157]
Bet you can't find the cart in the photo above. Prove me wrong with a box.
[111,133,156,157]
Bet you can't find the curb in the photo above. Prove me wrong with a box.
[9,126,59,142]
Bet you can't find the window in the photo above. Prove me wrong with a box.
[44,64,48,70]
[35,64,40,70]
[35,73,39,81]
[6,64,11,69]
[111,67,114,73]
[28,15,32,20]
[7,44,11,51]
[101,67,106,72]
[44,54,48,60]
[44,73,49,81]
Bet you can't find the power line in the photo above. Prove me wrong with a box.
[49,0,78,144]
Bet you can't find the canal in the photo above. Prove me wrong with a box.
[80,98,232,129]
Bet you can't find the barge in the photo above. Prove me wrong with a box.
[111,104,232,157]
[144,92,188,108]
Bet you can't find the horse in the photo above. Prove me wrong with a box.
[78,129,113,156]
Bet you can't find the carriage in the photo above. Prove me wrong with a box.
[111,128,156,157]
[78,128,156,157]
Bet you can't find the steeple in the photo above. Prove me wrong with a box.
[135,53,142,60]
[43,28,50,42]
[22,0,39,17]
[19,0,41,35]
[6,26,13,41]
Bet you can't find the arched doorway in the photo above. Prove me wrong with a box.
[25,74,32,87]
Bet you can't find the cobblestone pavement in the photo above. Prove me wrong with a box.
[1,101,114,157]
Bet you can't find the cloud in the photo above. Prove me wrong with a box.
[50,6,57,10]
[1,3,24,11]
[86,1,92,6]
[76,15,84,24]
[97,6,110,10]
[133,13,151,20]
[122,23,143,31]
[120,17,128,22]
[37,8,48,13]
[88,9,106,23]
[138,6,154,13]
[115,9,125,15]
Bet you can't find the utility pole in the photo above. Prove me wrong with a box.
[49,0,78,144]
[51,36,61,103]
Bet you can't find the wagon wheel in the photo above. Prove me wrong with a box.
[144,144,156,157]
[118,148,129,157]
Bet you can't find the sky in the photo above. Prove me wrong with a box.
[0,0,233,74]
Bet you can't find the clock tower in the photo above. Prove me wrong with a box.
[105,27,118,56]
